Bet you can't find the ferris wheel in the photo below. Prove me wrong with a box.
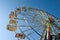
[6,6,60,40]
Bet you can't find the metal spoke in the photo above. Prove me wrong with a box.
[18,27,31,40]
[7,7,60,40]
[22,25,41,32]
[29,35,35,40]
[53,23,60,30]
[40,27,47,40]
[26,27,42,37]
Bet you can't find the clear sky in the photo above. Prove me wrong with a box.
[0,0,60,40]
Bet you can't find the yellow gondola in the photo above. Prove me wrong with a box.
[9,11,16,20]
[7,25,17,31]
[9,20,17,24]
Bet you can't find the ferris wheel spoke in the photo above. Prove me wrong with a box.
[22,25,41,32]
[18,25,42,36]
[54,19,60,24]
[16,17,40,24]
[18,24,43,37]
[22,25,42,37]
[53,23,60,30]
[53,26,59,33]
[18,24,39,40]
[51,26,56,35]
[18,27,33,40]
[19,12,43,22]
[18,26,31,40]
[54,26,60,32]
[25,20,43,37]
[14,18,27,20]
[26,36,31,40]
[26,27,40,40]
[51,23,60,34]
[20,14,41,22]
[18,21,42,27]
[18,25,32,27]
[18,25,41,28]
[20,12,38,19]
[7,7,60,40]
[23,18,43,27]
[55,24,60,30]
[26,28,42,37]
[40,27,47,40]
[30,35,36,40]
[18,26,24,33]
[25,27,42,38]
[30,26,42,36]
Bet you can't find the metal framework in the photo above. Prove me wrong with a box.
[7,6,60,40]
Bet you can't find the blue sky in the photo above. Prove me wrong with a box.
[0,0,60,40]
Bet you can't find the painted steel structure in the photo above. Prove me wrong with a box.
[7,6,60,40]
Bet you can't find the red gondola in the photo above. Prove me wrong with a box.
[15,33,26,39]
